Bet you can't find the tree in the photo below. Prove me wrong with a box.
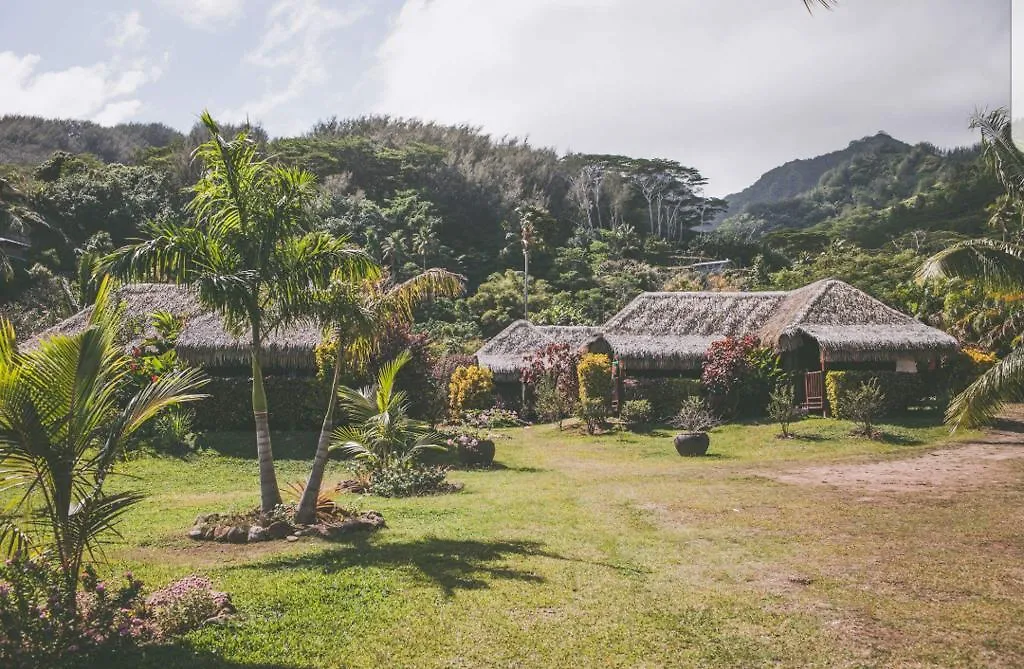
[0,279,207,609]
[295,267,462,524]
[918,109,1024,429]
[103,111,371,514]
[505,205,556,320]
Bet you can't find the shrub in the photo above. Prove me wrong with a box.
[366,464,451,497]
[620,399,653,428]
[670,396,721,433]
[442,427,498,467]
[576,397,609,434]
[946,347,997,398]
[844,378,886,438]
[702,336,783,417]
[825,371,927,419]
[150,407,199,453]
[145,576,232,638]
[622,377,702,419]
[522,343,580,423]
[448,365,495,416]
[461,408,523,429]
[767,385,804,438]
[429,355,476,424]
[193,375,331,431]
[0,557,232,668]
[577,353,612,405]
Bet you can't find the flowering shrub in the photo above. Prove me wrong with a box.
[670,397,721,433]
[620,399,653,428]
[0,556,233,667]
[146,575,232,637]
[443,426,498,466]
[522,343,579,425]
[702,336,782,417]
[448,365,494,416]
[461,408,523,429]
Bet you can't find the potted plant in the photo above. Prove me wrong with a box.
[669,397,720,456]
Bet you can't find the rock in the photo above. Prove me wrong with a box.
[212,525,232,541]
[247,525,268,543]
[285,535,299,542]
[362,511,386,529]
[266,521,293,540]
[225,526,248,544]
[195,513,220,526]
[188,526,207,540]
[674,432,710,457]
[201,525,216,540]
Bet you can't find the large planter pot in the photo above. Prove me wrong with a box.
[457,439,495,467]
[674,432,710,457]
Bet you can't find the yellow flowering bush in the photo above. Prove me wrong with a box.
[448,365,495,416]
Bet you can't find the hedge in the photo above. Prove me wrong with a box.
[192,376,331,431]
[824,371,933,419]
[622,377,702,420]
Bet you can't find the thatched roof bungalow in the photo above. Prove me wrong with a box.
[475,279,958,378]
[23,283,322,371]
[475,321,602,382]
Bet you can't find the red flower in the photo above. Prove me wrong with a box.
[150,375,159,383]
[131,347,141,358]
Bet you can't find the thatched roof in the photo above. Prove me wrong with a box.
[23,283,322,370]
[475,321,602,381]
[475,279,959,375]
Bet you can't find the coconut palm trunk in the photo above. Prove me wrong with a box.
[251,344,282,513]
[295,337,343,523]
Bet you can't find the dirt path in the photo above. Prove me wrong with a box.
[772,407,1024,493]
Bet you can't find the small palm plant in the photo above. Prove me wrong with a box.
[330,351,443,478]
[0,279,207,609]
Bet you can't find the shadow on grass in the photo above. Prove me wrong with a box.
[791,433,829,442]
[96,643,311,669]
[878,431,925,446]
[249,536,644,595]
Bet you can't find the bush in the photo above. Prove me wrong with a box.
[429,355,477,424]
[442,428,497,467]
[577,353,612,405]
[620,399,653,428]
[522,343,580,423]
[670,396,721,433]
[767,385,805,438]
[448,365,495,416]
[622,377,702,419]
[576,397,608,434]
[844,378,886,438]
[367,464,452,497]
[150,407,199,453]
[145,575,232,638]
[946,347,997,398]
[461,408,523,429]
[825,371,927,419]
[192,375,331,431]
[702,336,783,417]
[0,557,232,668]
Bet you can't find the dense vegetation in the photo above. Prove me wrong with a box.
[0,113,1017,356]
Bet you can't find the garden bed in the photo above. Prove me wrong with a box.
[188,505,385,544]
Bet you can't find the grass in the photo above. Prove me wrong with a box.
[95,414,1024,668]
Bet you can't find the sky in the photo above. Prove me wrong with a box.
[0,0,1012,196]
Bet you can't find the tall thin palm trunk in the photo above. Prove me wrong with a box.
[295,340,343,523]
[251,345,281,514]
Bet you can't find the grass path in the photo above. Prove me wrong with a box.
[105,415,1024,668]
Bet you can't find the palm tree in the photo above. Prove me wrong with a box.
[102,111,373,514]
[0,279,207,607]
[295,266,463,523]
[330,351,443,472]
[919,109,1024,428]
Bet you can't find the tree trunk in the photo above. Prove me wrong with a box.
[523,250,530,320]
[251,347,282,514]
[295,347,343,524]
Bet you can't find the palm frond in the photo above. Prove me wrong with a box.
[918,239,1024,293]
[947,346,1024,429]
[970,109,1024,203]
[803,0,838,11]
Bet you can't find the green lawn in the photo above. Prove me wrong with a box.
[100,416,1024,668]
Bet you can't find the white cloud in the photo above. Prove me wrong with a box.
[158,0,244,29]
[372,0,1010,195]
[221,0,367,129]
[0,51,158,125]
[108,10,149,50]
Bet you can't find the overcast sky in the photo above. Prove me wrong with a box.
[0,0,1011,195]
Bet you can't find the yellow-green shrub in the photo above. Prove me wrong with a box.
[448,365,495,416]
[577,353,612,406]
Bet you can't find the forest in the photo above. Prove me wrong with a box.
[0,113,1016,358]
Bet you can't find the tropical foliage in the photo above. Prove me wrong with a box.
[0,280,206,605]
